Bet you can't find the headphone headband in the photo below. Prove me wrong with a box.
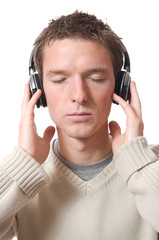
[123,51,130,73]
[29,50,36,74]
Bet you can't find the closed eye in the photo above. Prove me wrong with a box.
[53,78,66,83]
[88,77,106,82]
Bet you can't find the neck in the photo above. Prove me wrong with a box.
[57,125,112,164]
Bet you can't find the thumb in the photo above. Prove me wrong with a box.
[43,126,55,143]
[109,121,121,140]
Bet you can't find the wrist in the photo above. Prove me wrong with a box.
[113,137,157,182]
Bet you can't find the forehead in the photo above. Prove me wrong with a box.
[42,38,113,71]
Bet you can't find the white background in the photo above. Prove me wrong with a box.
[0,0,159,163]
[0,1,158,239]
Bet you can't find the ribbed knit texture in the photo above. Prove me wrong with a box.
[114,137,158,182]
[1,146,49,198]
[0,137,159,239]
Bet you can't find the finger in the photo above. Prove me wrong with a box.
[21,84,32,116]
[129,81,142,116]
[129,81,140,103]
[21,84,31,107]
[43,126,55,143]
[21,87,42,119]
[112,93,135,118]
[109,121,121,139]
[21,84,41,112]
[112,81,142,116]
[28,89,42,111]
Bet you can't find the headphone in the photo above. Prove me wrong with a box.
[113,50,131,104]
[29,49,131,108]
[29,50,47,108]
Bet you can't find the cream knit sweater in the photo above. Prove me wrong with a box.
[0,137,159,239]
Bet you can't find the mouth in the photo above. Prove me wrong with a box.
[66,112,92,121]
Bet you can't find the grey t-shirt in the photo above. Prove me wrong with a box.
[52,140,113,181]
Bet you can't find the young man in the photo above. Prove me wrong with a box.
[0,11,159,239]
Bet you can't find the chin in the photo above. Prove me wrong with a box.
[64,129,93,139]
[57,124,106,140]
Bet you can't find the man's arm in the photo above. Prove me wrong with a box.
[0,146,49,238]
[0,85,54,238]
[114,137,159,232]
[110,81,159,232]
[18,84,55,164]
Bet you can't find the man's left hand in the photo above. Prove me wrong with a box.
[109,81,144,153]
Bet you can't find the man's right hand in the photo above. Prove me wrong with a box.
[18,84,55,164]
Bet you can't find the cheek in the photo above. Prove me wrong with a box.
[96,87,113,116]
[98,85,114,105]
[44,86,61,121]
[44,82,59,106]
[47,100,60,124]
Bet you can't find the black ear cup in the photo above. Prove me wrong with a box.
[113,51,131,105]
[29,50,47,108]
[113,70,131,104]
[29,72,47,108]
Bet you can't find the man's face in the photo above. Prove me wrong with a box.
[43,39,115,139]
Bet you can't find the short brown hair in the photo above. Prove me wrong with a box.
[34,10,125,78]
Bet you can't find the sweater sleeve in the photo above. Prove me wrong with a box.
[0,146,49,239]
[113,137,159,232]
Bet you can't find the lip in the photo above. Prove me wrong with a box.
[66,112,92,121]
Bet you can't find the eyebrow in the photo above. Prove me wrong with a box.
[86,68,109,74]
[47,67,108,76]
[47,70,68,75]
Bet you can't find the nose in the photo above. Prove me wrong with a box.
[70,76,88,104]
